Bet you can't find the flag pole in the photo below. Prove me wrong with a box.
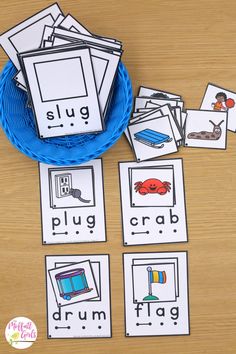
[143,266,159,301]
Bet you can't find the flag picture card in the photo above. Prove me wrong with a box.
[19,46,104,138]
[46,254,111,338]
[119,159,188,246]
[123,251,190,337]
[200,83,236,132]
[0,3,62,69]
[39,159,106,245]
[184,109,227,150]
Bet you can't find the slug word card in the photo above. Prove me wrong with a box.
[123,252,190,337]
[119,159,188,246]
[46,254,111,338]
[184,109,227,149]
[39,159,106,245]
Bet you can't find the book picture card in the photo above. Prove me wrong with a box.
[119,159,188,246]
[46,254,111,338]
[20,46,103,138]
[128,115,178,161]
[123,252,190,337]
[0,3,62,69]
[39,159,106,244]
[200,83,236,132]
[184,109,227,150]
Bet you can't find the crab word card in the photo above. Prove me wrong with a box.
[46,254,111,338]
[123,252,190,337]
[39,158,106,245]
[119,159,188,246]
[184,109,227,149]
[200,83,236,132]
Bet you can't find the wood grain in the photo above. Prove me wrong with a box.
[0,0,236,353]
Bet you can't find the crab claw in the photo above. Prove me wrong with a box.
[163,181,171,192]
[134,181,142,192]
[138,187,148,195]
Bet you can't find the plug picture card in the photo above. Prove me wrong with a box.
[46,254,111,338]
[200,83,236,132]
[39,159,106,245]
[123,252,190,337]
[184,109,227,150]
[0,3,62,69]
[20,46,104,138]
[119,159,188,246]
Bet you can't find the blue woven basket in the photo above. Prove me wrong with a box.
[0,60,133,165]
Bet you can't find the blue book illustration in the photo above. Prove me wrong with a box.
[134,129,172,148]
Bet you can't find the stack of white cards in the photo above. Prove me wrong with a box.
[125,86,186,161]
[0,3,122,138]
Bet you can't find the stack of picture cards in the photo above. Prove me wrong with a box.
[45,254,111,338]
[123,252,190,337]
[0,3,122,138]
[119,158,188,246]
[125,86,186,161]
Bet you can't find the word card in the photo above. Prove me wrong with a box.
[200,83,236,132]
[119,159,188,246]
[123,252,190,337]
[39,158,106,245]
[46,254,111,338]
[184,109,227,150]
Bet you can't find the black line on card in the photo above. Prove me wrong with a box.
[131,231,149,235]
[136,322,152,326]
[55,326,70,329]
[100,158,108,243]
[48,124,63,129]
[91,55,109,94]
[52,231,68,235]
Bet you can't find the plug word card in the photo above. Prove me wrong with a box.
[184,109,227,150]
[119,159,188,246]
[46,254,111,338]
[123,252,190,337]
[200,83,236,132]
[39,159,106,245]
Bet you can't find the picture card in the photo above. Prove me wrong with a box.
[0,3,62,68]
[138,86,181,100]
[123,252,190,337]
[20,46,104,138]
[184,109,227,149]
[39,159,106,244]
[200,83,236,132]
[46,254,111,338]
[119,159,188,246]
[128,115,178,161]
[134,97,184,111]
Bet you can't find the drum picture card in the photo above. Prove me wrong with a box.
[184,109,227,150]
[119,159,188,246]
[0,3,62,69]
[200,83,236,132]
[19,45,104,138]
[39,159,106,245]
[123,252,190,337]
[46,255,111,338]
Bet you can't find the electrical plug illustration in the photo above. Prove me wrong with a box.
[55,173,91,203]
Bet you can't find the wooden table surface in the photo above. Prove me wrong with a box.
[0,0,236,353]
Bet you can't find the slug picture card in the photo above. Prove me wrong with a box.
[119,159,188,246]
[184,109,227,149]
[39,159,106,245]
[46,254,111,338]
[0,3,62,69]
[20,46,103,138]
[123,252,190,337]
[200,83,236,132]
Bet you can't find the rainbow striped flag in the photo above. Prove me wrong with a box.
[149,270,166,284]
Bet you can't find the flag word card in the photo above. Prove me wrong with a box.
[200,83,236,132]
[184,109,227,150]
[39,159,106,245]
[46,254,111,338]
[119,159,188,246]
[123,251,190,337]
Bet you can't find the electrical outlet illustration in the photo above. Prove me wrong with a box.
[55,173,72,198]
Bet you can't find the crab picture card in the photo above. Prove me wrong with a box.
[184,109,227,150]
[123,252,190,337]
[0,3,62,69]
[119,159,188,246]
[128,115,178,162]
[200,83,236,132]
[39,159,106,245]
[46,254,111,338]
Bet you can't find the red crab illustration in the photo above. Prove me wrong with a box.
[134,178,171,195]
